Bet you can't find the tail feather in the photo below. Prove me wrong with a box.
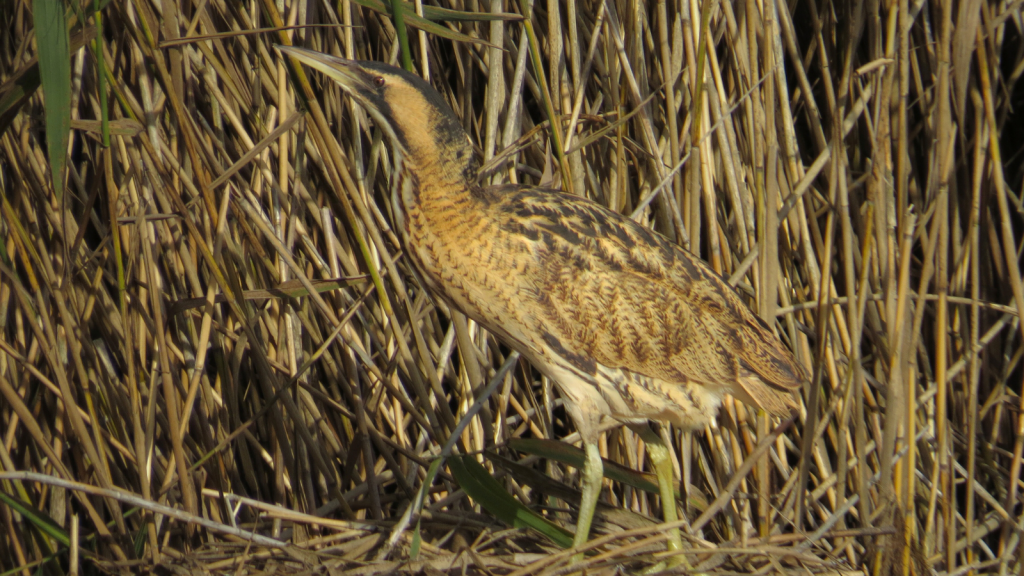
[732,374,799,417]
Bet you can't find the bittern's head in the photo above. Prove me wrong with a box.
[277,46,475,183]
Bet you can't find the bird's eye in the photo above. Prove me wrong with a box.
[373,76,386,88]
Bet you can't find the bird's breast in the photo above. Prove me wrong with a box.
[394,180,544,352]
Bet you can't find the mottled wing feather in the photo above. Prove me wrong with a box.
[497,187,805,415]
[735,375,799,416]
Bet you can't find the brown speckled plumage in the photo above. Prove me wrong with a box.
[278,46,806,560]
[401,182,803,436]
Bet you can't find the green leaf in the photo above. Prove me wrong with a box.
[350,0,522,22]
[0,491,70,548]
[410,519,422,560]
[166,276,369,316]
[506,438,712,513]
[390,0,414,73]
[508,438,667,497]
[448,454,573,549]
[347,0,507,49]
[32,0,72,198]
[414,3,521,22]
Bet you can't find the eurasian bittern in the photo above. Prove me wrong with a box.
[278,45,805,561]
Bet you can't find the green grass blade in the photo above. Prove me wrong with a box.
[349,0,521,23]
[32,0,72,198]
[389,0,413,72]
[410,519,422,560]
[508,437,666,497]
[0,491,70,548]
[415,3,521,22]
[347,0,503,49]
[448,454,573,549]
[519,0,571,193]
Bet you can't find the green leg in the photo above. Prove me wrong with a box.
[637,426,689,567]
[571,441,604,563]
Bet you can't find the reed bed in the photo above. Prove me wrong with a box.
[0,0,1021,574]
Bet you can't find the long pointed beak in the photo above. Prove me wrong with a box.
[275,45,368,93]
